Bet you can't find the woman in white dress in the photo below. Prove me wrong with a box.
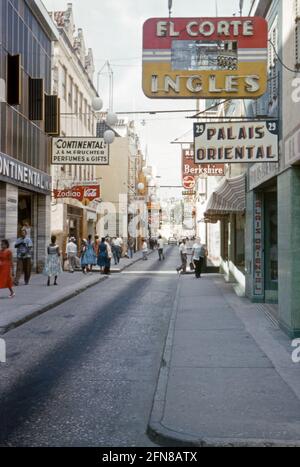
[44,235,62,286]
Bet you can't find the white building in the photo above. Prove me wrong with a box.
[49,3,99,250]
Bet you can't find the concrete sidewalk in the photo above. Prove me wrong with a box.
[148,275,300,447]
[0,252,145,335]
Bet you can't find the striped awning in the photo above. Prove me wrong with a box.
[204,174,246,222]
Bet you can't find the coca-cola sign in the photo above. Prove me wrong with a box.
[53,185,100,202]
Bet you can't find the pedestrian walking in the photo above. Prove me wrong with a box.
[14,228,33,286]
[176,238,188,274]
[80,239,89,274]
[66,237,77,273]
[0,239,15,298]
[44,235,62,286]
[105,238,112,274]
[82,235,97,272]
[191,238,207,279]
[111,238,118,265]
[93,235,100,257]
[128,236,135,259]
[97,237,111,275]
[142,239,148,260]
[114,236,123,264]
[157,235,165,261]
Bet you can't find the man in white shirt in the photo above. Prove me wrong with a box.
[142,239,148,260]
[177,238,188,274]
[191,238,207,279]
[113,236,123,264]
[66,237,78,273]
[157,235,165,261]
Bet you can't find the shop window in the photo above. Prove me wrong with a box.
[29,77,44,121]
[235,214,245,271]
[45,94,60,136]
[18,191,32,239]
[7,54,21,106]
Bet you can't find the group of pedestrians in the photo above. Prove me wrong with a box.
[177,238,207,279]
[65,235,135,276]
[0,232,136,298]
[0,227,33,298]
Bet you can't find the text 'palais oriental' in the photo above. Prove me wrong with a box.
[194,121,279,164]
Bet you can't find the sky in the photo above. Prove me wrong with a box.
[43,0,253,197]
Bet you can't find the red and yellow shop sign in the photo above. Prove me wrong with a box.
[53,185,100,203]
[142,17,268,99]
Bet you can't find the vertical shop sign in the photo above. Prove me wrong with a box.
[254,194,264,296]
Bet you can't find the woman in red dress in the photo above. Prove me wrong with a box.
[0,239,15,298]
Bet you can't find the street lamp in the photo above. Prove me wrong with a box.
[97,61,118,145]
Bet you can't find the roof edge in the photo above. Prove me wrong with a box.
[25,0,59,41]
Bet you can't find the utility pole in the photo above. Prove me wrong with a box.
[239,0,244,16]
[168,0,173,17]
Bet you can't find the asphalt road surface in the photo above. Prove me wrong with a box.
[0,246,181,447]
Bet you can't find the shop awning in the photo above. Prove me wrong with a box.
[204,174,246,223]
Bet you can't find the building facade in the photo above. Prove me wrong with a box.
[204,0,300,337]
[49,3,99,252]
[0,0,59,271]
[96,118,148,244]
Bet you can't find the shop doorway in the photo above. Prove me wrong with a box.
[264,191,278,303]
[18,190,33,238]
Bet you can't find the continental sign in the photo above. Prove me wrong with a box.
[52,137,109,165]
[194,121,279,164]
[142,17,268,99]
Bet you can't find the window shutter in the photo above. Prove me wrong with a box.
[29,78,44,121]
[7,54,21,106]
[44,94,60,136]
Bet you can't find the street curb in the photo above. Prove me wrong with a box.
[0,253,149,336]
[0,275,108,336]
[147,280,300,448]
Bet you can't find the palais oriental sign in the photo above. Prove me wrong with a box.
[194,121,279,164]
[142,17,268,99]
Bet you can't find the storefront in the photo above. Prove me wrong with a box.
[246,164,279,307]
[0,152,52,272]
[205,174,246,294]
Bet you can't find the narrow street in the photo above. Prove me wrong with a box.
[0,247,179,447]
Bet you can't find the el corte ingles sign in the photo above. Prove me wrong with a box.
[143,17,268,99]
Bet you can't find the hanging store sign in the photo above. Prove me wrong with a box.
[0,151,52,195]
[142,17,268,99]
[254,195,264,297]
[182,148,225,177]
[53,185,100,202]
[194,120,279,164]
[183,175,196,190]
[52,138,109,165]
